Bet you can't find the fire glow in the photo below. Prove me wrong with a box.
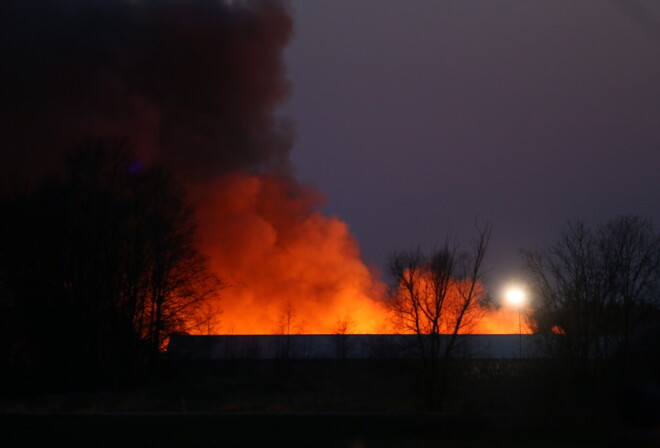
[194,174,530,335]
[1,0,532,337]
[195,173,390,334]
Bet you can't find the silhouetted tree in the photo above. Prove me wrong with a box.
[524,215,660,401]
[273,301,304,359]
[0,139,219,389]
[388,225,490,410]
[332,313,354,360]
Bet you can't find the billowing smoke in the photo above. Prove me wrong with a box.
[471,306,532,334]
[196,174,389,334]
[1,0,527,335]
[0,0,391,334]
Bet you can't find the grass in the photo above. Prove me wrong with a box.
[0,412,617,448]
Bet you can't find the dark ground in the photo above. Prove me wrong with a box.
[0,412,631,448]
[1,359,658,447]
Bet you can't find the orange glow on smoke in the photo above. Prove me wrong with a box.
[470,306,532,334]
[389,271,531,335]
[390,273,484,335]
[192,173,532,335]
[194,173,390,334]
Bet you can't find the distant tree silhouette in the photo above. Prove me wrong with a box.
[388,225,490,410]
[273,301,305,359]
[332,313,354,360]
[0,139,219,389]
[524,215,660,401]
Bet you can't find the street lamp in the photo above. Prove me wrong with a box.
[504,286,526,358]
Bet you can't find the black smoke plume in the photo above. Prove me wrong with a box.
[0,0,391,337]
[0,0,293,181]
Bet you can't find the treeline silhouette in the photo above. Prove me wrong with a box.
[524,215,660,407]
[382,216,660,413]
[0,139,218,391]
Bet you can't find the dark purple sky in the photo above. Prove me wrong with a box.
[283,0,660,290]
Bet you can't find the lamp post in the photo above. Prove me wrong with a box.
[504,286,526,359]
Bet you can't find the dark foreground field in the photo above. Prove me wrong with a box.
[0,411,645,448]
[2,359,658,447]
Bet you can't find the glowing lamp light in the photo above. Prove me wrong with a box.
[504,287,526,307]
[503,284,527,358]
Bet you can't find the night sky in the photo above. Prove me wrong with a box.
[1,0,658,303]
[284,0,660,292]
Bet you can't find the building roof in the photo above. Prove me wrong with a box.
[167,334,547,360]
